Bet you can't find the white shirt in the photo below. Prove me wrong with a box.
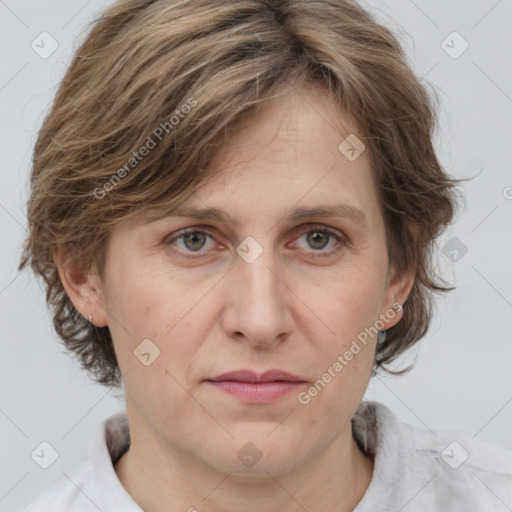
[20,401,512,511]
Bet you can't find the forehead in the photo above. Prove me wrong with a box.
[137,85,381,230]
[207,84,366,173]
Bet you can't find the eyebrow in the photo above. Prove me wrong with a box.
[144,203,367,227]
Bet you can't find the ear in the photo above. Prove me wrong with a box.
[378,265,415,331]
[52,245,109,327]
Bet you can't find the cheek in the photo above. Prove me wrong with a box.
[292,260,385,386]
[103,253,196,335]
[299,333,376,421]
[104,265,216,391]
[302,264,386,336]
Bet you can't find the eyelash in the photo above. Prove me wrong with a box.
[164,225,346,260]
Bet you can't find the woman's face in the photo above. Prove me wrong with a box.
[85,85,412,477]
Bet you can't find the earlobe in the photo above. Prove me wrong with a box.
[52,245,108,327]
[380,268,415,330]
[393,270,415,310]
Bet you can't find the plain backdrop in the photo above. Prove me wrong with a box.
[1,0,511,510]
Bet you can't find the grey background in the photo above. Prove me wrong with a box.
[1,0,511,510]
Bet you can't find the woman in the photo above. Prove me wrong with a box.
[18,0,512,510]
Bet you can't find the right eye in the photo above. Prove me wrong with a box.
[164,228,219,259]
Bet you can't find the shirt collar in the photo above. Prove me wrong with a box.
[352,400,416,511]
[88,401,406,511]
[89,410,140,511]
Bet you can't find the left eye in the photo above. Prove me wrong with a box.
[293,229,341,252]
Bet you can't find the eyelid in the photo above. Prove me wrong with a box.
[288,225,346,258]
[289,222,344,239]
[164,226,220,256]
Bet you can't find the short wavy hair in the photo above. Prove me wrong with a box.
[19,0,461,388]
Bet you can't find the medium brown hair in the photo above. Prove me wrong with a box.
[19,0,461,388]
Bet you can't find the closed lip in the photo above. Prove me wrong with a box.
[206,369,306,383]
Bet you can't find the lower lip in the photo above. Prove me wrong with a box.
[206,380,305,403]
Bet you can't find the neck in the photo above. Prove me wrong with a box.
[114,413,374,512]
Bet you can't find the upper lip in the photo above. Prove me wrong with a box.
[206,370,305,383]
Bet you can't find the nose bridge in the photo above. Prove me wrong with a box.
[222,236,291,345]
[235,240,281,310]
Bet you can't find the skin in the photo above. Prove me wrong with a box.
[56,84,414,512]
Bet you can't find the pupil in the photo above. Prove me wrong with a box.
[309,231,328,249]
[185,232,205,251]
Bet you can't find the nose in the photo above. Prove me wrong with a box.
[220,242,294,348]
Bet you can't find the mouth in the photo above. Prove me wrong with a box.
[205,369,307,403]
